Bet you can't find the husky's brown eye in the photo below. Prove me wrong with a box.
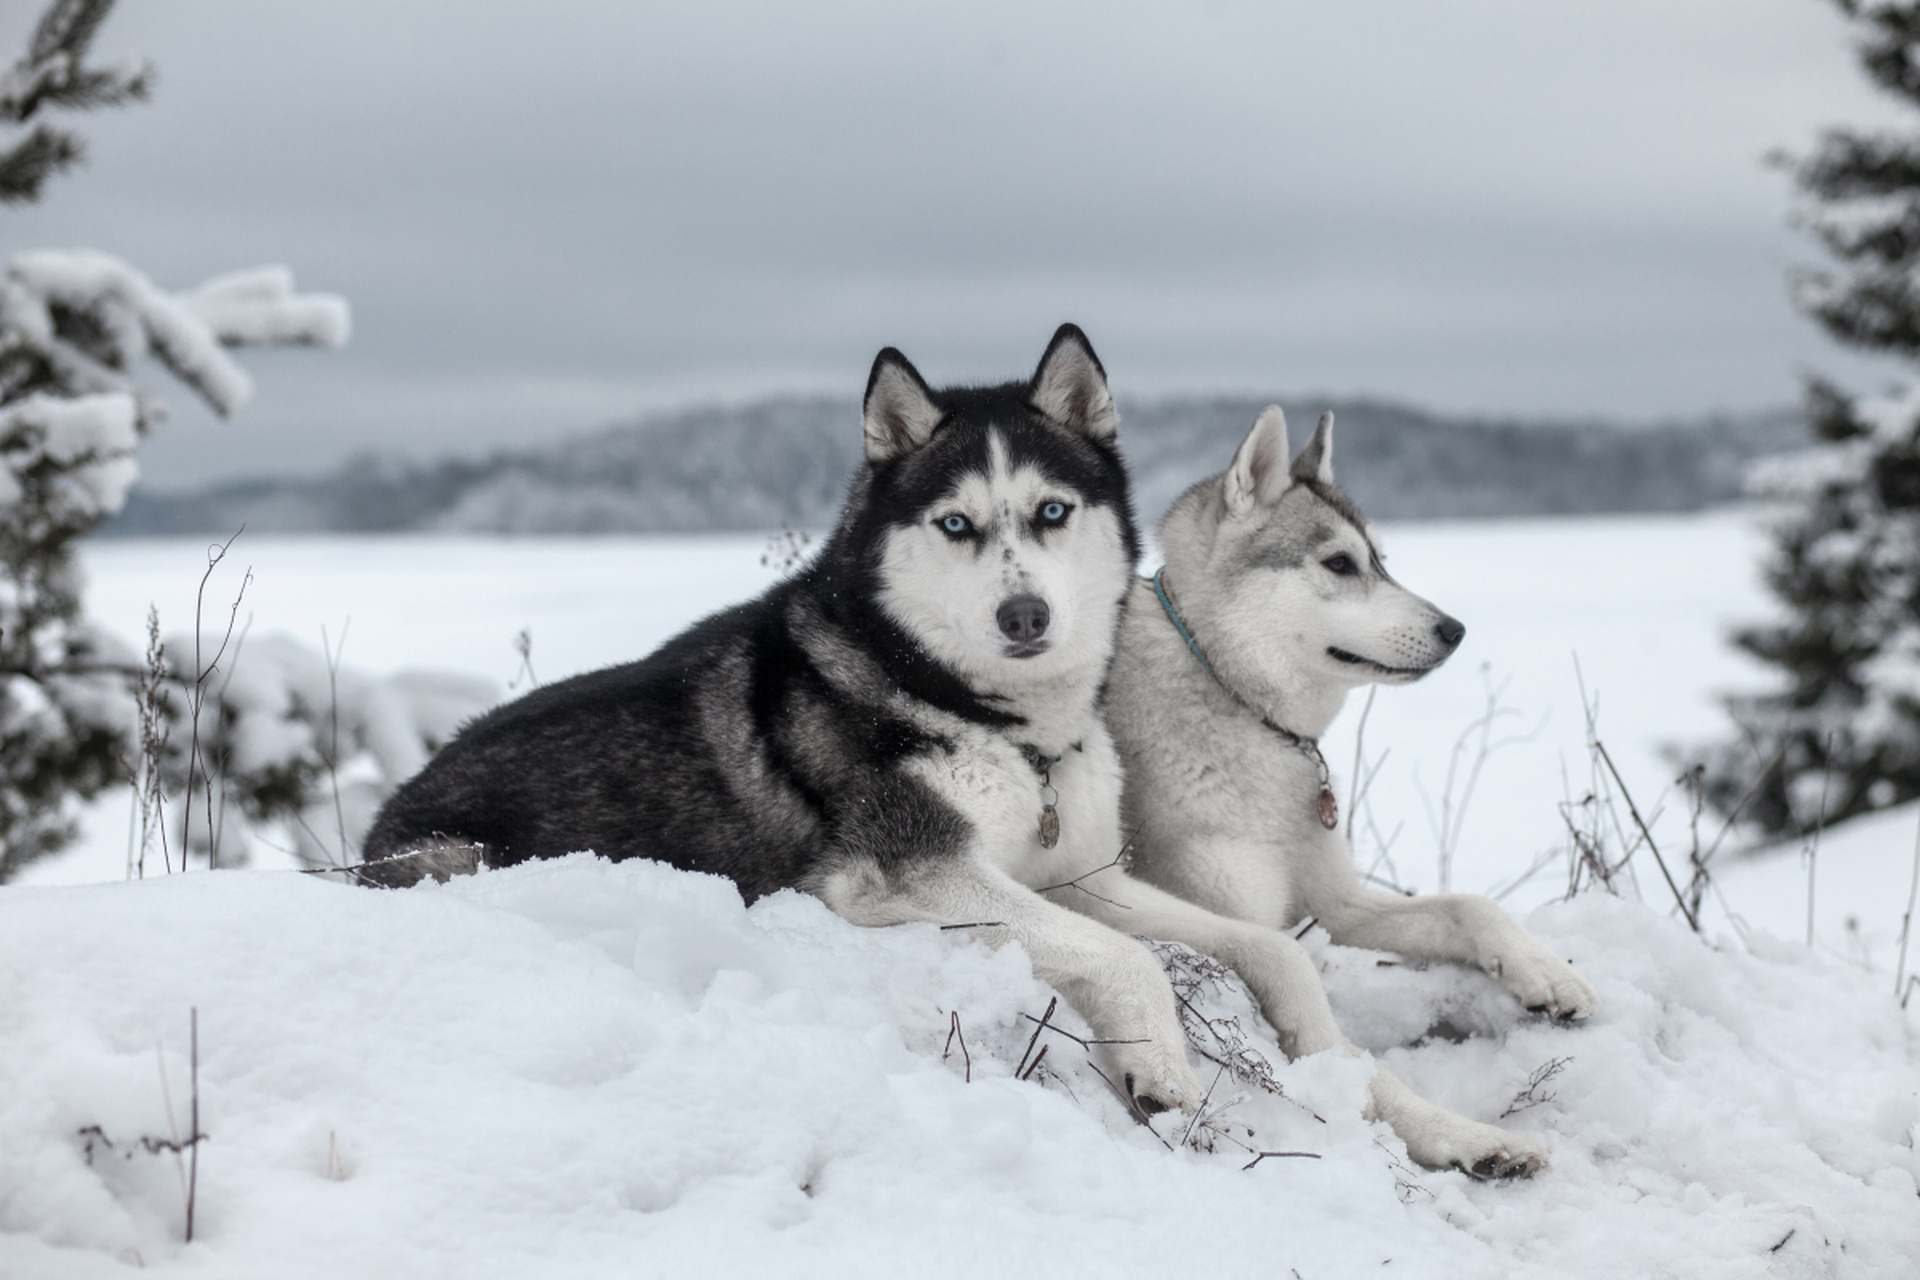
[1322,553,1359,577]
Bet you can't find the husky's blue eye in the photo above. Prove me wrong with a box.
[939,513,973,537]
[1038,500,1071,525]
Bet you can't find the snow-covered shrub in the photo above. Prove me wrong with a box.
[1707,1,1920,834]
[140,630,495,873]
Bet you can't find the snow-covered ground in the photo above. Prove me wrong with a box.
[4,511,1918,1277]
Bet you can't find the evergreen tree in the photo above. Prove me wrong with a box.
[0,0,355,878]
[1709,1,1920,833]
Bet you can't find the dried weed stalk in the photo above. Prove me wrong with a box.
[85,1007,205,1242]
[1499,1055,1572,1119]
[128,604,171,878]
[1417,664,1546,893]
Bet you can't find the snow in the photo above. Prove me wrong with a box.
[3,511,1918,1276]
[0,391,140,518]
[178,267,350,351]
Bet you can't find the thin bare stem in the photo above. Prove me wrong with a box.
[1345,684,1377,843]
[1016,1009,1145,1049]
[206,614,251,868]
[182,528,249,871]
[1015,996,1057,1079]
[1592,737,1696,931]
[509,626,538,690]
[1895,813,1920,1001]
[1499,1055,1571,1119]
[1083,1062,1172,1144]
[1036,835,1136,909]
[1805,737,1834,948]
[186,1007,200,1243]
[131,604,170,879]
[1242,1150,1322,1170]
[942,1011,971,1083]
[321,621,353,867]
[1417,665,1542,892]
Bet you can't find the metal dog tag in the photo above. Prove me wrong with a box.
[1316,787,1339,831]
[1039,804,1060,848]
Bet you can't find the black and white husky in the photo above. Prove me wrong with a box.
[1105,406,1600,1176]
[364,325,1223,1113]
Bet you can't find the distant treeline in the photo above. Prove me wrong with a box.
[103,395,1806,537]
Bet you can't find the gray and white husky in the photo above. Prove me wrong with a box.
[363,325,1221,1114]
[1105,405,1599,1176]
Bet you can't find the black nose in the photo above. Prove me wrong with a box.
[997,594,1051,644]
[1435,615,1465,648]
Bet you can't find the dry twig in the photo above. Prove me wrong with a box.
[1896,816,1920,1001]
[1499,1055,1571,1119]
[1242,1150,1323,1170]
[181,528,250,871]
[941,1010,971,1082]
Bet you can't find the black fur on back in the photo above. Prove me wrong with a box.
[360,366,1138,899]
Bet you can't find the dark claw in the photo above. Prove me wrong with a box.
[1525,1002,1589,1024]
[1123,1071,1170,1117]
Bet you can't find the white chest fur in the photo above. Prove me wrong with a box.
[903,716,1128,891]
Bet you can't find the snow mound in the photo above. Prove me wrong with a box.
[0,859,1914,1278]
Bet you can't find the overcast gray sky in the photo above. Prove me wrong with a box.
[2,0,1904,486]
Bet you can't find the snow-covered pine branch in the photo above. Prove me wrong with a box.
[0,0,152,203]
[2,250,349,424]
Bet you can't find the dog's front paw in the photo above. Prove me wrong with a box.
[1404,1114,1549,1179]
[1453,1139,1548,1181]
[1486,943,1598,1022]
[1109,1042,1201,1118]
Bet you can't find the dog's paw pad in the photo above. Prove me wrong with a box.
[1459,1149,1545,1181]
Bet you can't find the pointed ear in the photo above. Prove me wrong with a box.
[1288,411,1335,486]
[863,348,944,462]
[1223,405,1292,518]
[1028,323,1118,441]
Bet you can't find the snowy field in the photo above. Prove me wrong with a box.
[3,511,1918,1277]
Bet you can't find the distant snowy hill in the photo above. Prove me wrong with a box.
[103,397,1803,536]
